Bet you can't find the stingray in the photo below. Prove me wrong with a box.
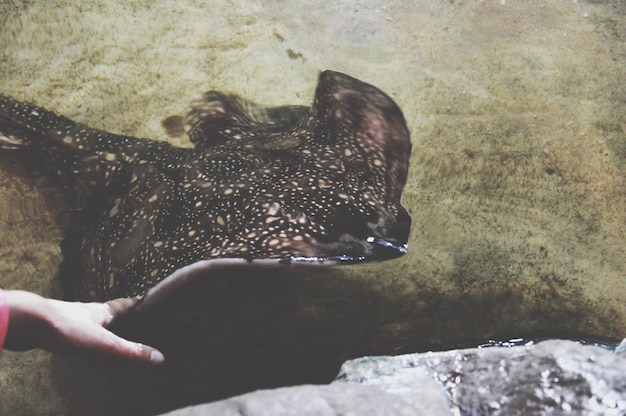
[0,71,411,304]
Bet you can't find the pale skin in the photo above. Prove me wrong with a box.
[4,290,164,364]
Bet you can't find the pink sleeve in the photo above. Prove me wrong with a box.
[0,289,9,355]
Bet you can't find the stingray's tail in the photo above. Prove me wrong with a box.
[0,93,142,154]
[0,94,36,149]
[0,94,114,154]
[0,93,91,151]
[0,93,132,207]
[0,94,93,196]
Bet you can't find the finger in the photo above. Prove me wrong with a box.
[105,334,165,364]
[135,343,166,365]
[98,299,164,364]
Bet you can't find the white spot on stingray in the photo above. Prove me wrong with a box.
[267,202,281,216]
[109,199,121,217]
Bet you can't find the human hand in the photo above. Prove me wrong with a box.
[4,290,164,364]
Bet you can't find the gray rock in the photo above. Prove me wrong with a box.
[160,384,429,416]
[336,340,626,416]
[334,360,452,414]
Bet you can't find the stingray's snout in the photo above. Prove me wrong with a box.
[367,205,411,260]
[367,236,408,260]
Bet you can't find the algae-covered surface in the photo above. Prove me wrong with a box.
[0,0,625,414]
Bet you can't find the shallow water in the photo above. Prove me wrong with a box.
[0,1,625,414]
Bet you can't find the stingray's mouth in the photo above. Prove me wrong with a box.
[367,236,408,260]
[285,236,408,265]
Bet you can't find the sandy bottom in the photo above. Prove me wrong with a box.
[0,0,624,414]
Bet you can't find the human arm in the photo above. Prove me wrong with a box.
[1,290,163,364]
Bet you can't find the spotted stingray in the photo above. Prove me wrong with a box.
[0,71,411,303]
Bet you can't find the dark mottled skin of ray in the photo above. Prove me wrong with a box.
[0,71,411,301]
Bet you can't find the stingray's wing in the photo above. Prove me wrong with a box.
[186,91,310,148]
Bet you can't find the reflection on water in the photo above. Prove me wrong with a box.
[478,337,619,351]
